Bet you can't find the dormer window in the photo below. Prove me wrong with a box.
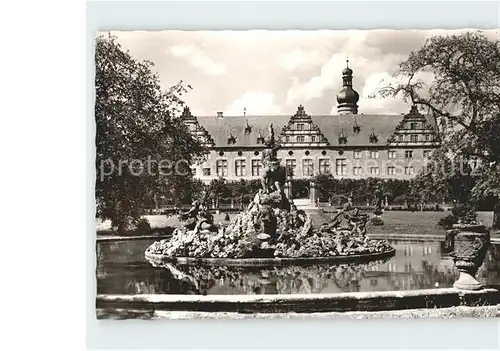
[244,120,252,134]
[369,131,378,143]
[338,135,347,145]
[353,120,361,134]
[256,133,265,144]
[297,123,304,131]
[227,133,237,145]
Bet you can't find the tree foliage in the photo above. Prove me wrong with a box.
[95,34,205,232]
[377,31,500,227]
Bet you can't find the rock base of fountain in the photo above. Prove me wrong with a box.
[145,193,394,264]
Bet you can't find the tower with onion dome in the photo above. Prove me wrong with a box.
[336,59,359,115]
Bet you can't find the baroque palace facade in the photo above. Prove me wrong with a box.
[181,63,441,184]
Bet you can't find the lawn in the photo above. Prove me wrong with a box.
[367,210,494,236]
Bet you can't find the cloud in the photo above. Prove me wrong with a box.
[224,91,283,115]
[286,54,358,104]
[280,49,324,71]
[169,45,227,75]
[109,29,497,116]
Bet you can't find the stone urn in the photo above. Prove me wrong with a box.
[450,223,490,290]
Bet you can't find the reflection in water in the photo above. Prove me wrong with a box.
[149,260,384,295]
[96,239,500,295]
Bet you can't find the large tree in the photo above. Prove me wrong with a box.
[378,31,500,228]
[95,34,205,232]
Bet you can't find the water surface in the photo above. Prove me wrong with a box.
[96,238,500,295]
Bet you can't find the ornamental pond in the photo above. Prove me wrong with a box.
[96,237,500,295]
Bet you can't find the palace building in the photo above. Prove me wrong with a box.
[182,62,441,184]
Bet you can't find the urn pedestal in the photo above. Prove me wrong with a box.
[450,224,490,291]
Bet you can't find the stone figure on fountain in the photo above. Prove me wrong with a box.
[179,190,215,234]
[375,187,384,211]
[371,186,385,226]
[259,123,290,211]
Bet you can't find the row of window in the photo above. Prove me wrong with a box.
[397,133,433,142]
[363,150,433,159]
[295,122,425,131]
[210,159,264,177]
[206,159,419,177]
[284,135,321,143]
[284,134,433,144]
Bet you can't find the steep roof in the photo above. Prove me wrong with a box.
[196,115,290,147]
[195,112,437,148]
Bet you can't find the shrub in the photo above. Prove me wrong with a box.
[135,218,152,235]
[437,214,458,229]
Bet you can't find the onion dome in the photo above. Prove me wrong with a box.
[342,66,353,76]
[337,59,359,115]
[336,87,360,105]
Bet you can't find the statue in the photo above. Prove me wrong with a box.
[179,191,215,233]
[259,123,290,211]
[261,159,287,195]
[374,186,384,215]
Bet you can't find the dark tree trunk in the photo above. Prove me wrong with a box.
[493,198,500,230]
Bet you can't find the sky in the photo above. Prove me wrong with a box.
[103,29,499,117]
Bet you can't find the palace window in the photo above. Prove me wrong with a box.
[311,135,317,143]
[319,159,330,174]
[410,122,418,130]
[404,246,414,256]
[251,159,262,176]
[297,123,304,130]
[297,135,305,143]
[370,167,380,176]
[353,167,362,176]
[388,150,396,159]
[202,168,211,176]
[216,159,228,177]
[423,150,432,159]
[404,263,413,273]
[302,159,314,176]
[424,134,431,141]
[335,158,347,176]
[410,134,418,142]
[404,166,414,175]
[235,159,246,177]
[369,150,379,159]
[398,134,404,142]
[405,150,413,158]
[285,159,297,176]
[285,136,290,143]
[423,246,432,255]
[387,166,395,175]
[353,150,362,159]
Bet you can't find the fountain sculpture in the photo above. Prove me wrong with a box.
[146,123,394,263]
